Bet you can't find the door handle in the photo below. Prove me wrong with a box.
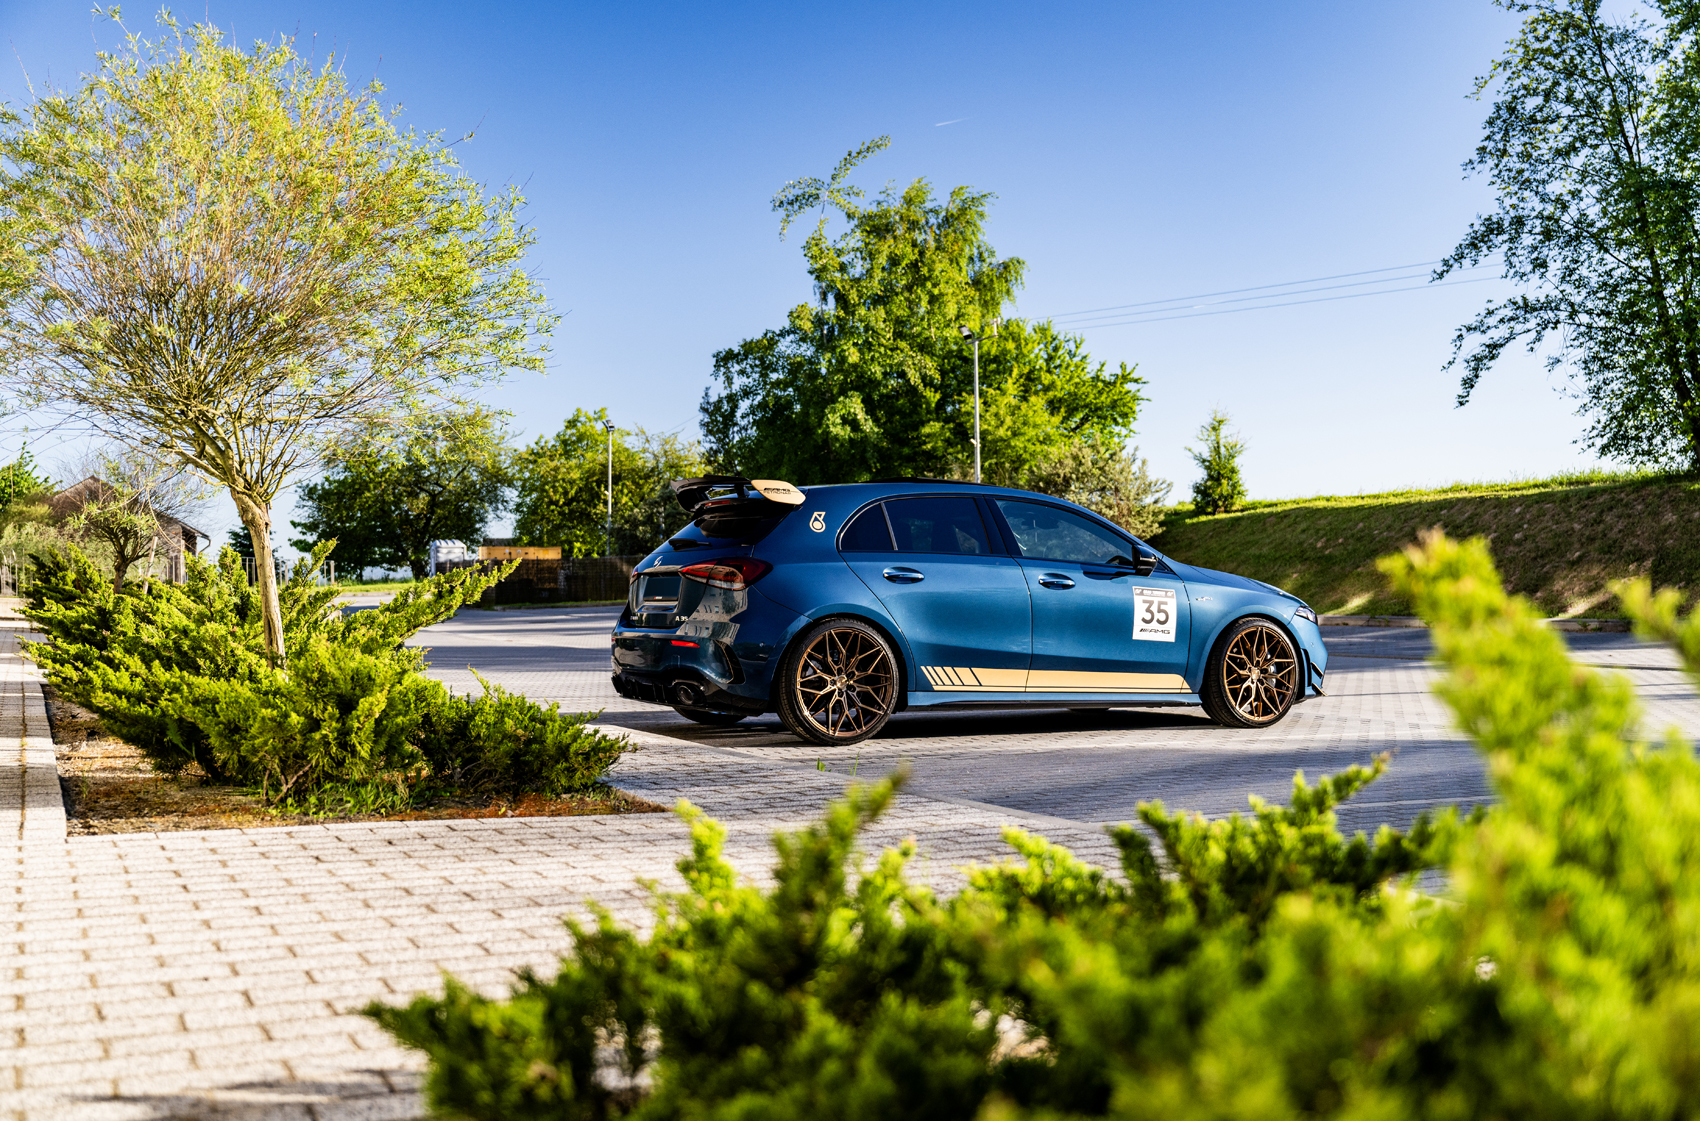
[1037,573,1075,589]
[882,566,925,584]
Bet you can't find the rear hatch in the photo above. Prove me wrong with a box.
[624,476,800,629]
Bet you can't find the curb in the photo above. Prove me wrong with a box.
[1320,614,1632,633]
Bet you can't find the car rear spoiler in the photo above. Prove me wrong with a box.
[671,475,805,516]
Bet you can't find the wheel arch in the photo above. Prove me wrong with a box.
[769,609,914,713]
[1196,610,1305,687]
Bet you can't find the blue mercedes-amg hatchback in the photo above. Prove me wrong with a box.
[610,476,1327,746]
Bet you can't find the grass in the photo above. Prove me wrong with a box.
[1149,468,1700,618]
[334,578,420,593]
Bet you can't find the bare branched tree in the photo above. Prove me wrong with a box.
[54,447,212,588]
[0,16,552,660]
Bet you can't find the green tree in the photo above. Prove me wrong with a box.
[290,408,513,579]
[0,445,58,584]
[1027,436,1172,538]
[0,445,51,516]
[1441,0,1700,471]
[1188,409,1247,515]
[52,447,212,588]
[0,16,551,663]
[512,409,707,556]
[226,525,259,560]
[702,139,1146,484]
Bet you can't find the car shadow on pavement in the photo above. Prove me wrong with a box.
[72,1069,420,1120]
[605,705,1221,749]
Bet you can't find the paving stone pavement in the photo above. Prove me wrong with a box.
[2,606,1695,1119]
[423,607,1700,836]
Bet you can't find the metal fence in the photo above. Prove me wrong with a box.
[0,561,26,597]
[435,554,644,605]
[555,555,643,602]
[241,557,336,586]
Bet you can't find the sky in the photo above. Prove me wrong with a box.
[0,0,1594,558]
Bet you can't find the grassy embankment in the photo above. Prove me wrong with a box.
[1149,469,1700,618]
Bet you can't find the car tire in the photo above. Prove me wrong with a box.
[672,707,748,727]
[775,618,899,747]
[1200,617,1301,728]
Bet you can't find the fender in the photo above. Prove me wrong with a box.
[769,605,916,713]
[1194,609,1309,694]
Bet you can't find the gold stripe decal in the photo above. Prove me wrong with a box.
[1025,670,1189,692]
[920,667,1190,693]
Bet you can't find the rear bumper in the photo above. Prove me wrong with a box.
[609,624,778,714]
[610,668,767,714]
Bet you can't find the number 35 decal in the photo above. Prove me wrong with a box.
[1133,587,1177,642]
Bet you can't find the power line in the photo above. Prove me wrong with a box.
[1038,259,1455,321]
[1061,275,1499,328]
[1049,263,1496,328]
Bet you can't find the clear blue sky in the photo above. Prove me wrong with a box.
[0,0,1589,554]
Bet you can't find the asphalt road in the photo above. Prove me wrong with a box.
[413,607,1700,835]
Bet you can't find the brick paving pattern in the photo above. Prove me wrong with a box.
[1,606,1694,1118]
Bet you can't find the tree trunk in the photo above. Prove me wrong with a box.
[410,554,428,581]
[109,540,143,590]
[234,495,287,666]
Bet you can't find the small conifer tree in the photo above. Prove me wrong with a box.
[1188,409,1247,514]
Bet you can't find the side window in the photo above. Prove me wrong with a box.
[838,504,895,551]
[995,499,1129,565]
[886,497,991,555]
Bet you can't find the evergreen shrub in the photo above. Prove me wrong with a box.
[1188,409,1247,515]
[372,530,1700,1119]
[22,544,626,806]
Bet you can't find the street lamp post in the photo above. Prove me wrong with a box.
[602,418,615,558]
[958,318,1001,484]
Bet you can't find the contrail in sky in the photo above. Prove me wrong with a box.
[934,118,965,126]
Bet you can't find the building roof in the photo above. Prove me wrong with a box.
[48,477,208,547]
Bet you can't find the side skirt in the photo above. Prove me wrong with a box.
[903,691,1201,710]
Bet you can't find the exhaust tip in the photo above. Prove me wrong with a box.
[671,681,701,707]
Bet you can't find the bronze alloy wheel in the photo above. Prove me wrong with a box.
[1201,618,1300,728]
[776,619,898,746]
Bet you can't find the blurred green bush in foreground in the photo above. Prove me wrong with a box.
[372,530,1700,1119]
[22,544,626,810]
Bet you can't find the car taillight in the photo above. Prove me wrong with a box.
[679,557,772,590]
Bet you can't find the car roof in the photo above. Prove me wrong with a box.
[800,479,1065,502]
[797,479,1150,539]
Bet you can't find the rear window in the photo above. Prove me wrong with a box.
[885,497,992,555]
[671,511,789,549]
[839,504,895,551]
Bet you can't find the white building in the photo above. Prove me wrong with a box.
[429,541,469,574]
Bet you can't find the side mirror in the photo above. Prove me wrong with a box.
[1108,553,1159,577]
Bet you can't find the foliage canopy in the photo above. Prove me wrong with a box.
[511,409,707,557]
[0,16,552,659]
[290,407,513,578]
[701,141,1147,486]
[1442,0,1700,470]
